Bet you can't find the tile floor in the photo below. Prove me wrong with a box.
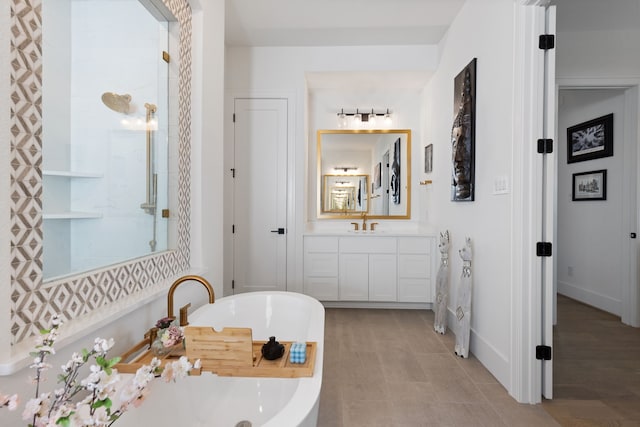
[317,298,640,426]
[317,308,559,426]
[541,295,640,426]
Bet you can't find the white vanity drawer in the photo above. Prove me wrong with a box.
[398,254,431,278]
[339,236,396,253]
[305,236,338,253]
[304,252,338,277]
[398,278,431,302]
[304,277,338,300]
[398,237,431,254]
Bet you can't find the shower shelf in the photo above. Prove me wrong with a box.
[43,170,103,178]
[44,212,102,220]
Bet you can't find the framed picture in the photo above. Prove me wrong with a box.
[451,58,476,201]
[425,144,433,173]
[572,169,607,201]
[374,162,381,189]
[567,113,613,164]
[390,138,401,205]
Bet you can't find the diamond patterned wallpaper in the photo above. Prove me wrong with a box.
[8,0,192,344]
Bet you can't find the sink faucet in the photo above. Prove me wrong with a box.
[361,213,368,231]
[167,275,215,326]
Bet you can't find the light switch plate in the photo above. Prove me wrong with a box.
[493,176,509,195]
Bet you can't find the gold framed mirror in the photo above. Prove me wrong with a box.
[317,129,411,219]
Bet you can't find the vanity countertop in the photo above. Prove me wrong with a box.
[303,230,437,237]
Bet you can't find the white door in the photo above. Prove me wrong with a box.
[541,5,556,399]
[232,98,288,293]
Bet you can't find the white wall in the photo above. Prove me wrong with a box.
[556,29,640,80]
[191,0,226,300]
[310,89,423,224]
[224,45,438,295]
[557,89,626,315]
[422,0,516,389]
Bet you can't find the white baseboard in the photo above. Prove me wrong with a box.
[557,281,622,316]
[321,301,431,310]
[446,308,510,388]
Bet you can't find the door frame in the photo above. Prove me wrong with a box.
[511,0,555,404]
[554,78,640,328]
[223,92,296,297]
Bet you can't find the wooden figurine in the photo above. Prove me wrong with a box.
[434,230,450,334]
[454,237,472,358]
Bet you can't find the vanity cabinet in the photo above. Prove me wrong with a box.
[398,237,432,302]
[303,234,433,304]
[339,237,397,301]
[303,236,339,300]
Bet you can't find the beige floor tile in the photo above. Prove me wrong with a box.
[320,302,639,427]
[342,400,395,426]
[542,399,628,425]
[455,354,500,385]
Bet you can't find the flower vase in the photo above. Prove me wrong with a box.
[151,333,172,356]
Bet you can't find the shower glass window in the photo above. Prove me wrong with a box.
[42,0,170,280]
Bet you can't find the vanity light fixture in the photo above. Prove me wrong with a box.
[334,166,358,172]
[336,108,392,128]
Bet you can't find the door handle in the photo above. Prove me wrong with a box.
[270,228,286,235]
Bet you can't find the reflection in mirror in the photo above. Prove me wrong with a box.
[42,0,170,280]
[317,130,411,219]
[323,175,369,213]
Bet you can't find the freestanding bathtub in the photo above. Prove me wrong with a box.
[117,291,324,427]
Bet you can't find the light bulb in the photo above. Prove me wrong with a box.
[337,109,347,128]
[368,109,377,127]
[353,109,362,127]
[384,109,392,127]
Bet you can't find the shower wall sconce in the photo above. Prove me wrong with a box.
[337,108,392,128]
[334,166,358,172]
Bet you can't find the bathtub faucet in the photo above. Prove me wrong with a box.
[167,275,215,326]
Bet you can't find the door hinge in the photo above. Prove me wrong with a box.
[536,242,552,257]
[162,51,170,63]
[230,168,236,178]
[232,224,235,234]
[232,279,235,289]
[233,113,236,122]
[536,345,552,360]
[539,34,555,50]
[537,138,553,154]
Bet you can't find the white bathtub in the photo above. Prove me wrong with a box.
[117,291,324,427]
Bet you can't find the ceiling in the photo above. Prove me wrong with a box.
[224,0,640,48]
[225,0,466,47]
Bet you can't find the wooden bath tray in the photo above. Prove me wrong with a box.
[114,336,186,374]
[114,327,316,378]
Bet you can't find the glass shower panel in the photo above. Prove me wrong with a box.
[42,0,170,280]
